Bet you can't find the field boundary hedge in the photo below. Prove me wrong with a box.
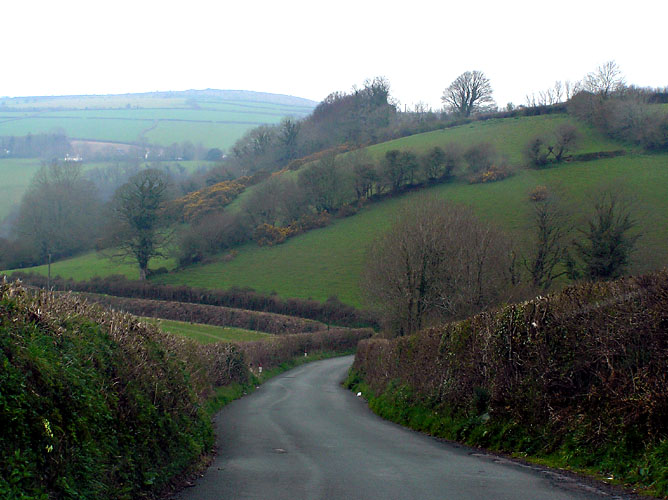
[10,272,379,329]
[78,292,327,334]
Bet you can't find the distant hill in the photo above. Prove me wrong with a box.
[0,89,318,110]
[0,89,317,149]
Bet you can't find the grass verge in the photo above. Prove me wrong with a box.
[345,377,668,498]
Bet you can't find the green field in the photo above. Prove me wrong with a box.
[226,113,628,215]
[154,154,668,307]
[141,317,271,343]
[0,158,216,222]
[0,158,44,219]
[9,113,667,309]
[0,92,315,149]
[368,114,624,163]
[11,251,176,281]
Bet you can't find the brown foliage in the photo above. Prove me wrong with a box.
[354,270,668,442]
[12,272,378,328]
[79,293,328,334]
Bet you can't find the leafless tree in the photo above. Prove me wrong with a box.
[362,197,515,335]
[441,71,495,117]
[524,188,572,290]
[15,162,101,260]
[584,60,625,99]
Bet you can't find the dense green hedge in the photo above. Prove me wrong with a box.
[0,281,248,499]
[351,271,668,496]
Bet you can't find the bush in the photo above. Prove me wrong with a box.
[464,142,497,173]
[176,212,250,266]
[0,281,248,499]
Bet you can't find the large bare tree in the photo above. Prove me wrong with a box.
[583,60,625,99]
[441,71,495,117]
[362,197,515,336]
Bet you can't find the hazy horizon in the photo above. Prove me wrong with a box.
[2,0,666,111]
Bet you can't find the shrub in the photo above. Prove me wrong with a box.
[464,142,497,173]
[529,185,549,202]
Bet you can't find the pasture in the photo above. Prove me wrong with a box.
[141,317,272,343]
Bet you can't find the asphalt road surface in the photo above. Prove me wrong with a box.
[176,356,630,500]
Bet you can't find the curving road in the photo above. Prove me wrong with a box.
[176,356,631,500]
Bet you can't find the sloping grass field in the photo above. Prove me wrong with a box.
[141,317,272,343]
[8,114,667,308]
[156,153,668,307]
[225,113,626,214]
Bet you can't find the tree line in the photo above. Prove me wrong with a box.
[364,191,641,336]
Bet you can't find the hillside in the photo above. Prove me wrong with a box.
[12,111,668,307]
[156,152,668,306]
[0,89,316,150]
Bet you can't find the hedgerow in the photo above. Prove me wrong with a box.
[351,270,668,496]
[0,279,372,498]
[11,272,378,329]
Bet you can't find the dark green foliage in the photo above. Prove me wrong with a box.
[352,270,668,495]
[572,189,640,280]
[107,169,171,280]
[0,281,245,499]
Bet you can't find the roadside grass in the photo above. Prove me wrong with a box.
[141,317,272,343]
[347,378,668,498]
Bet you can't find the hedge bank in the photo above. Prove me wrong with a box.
[350,271,668,496]
[0,280,372,499]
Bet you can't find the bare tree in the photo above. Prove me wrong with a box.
[14,162,101,260]
[524,189,572,291]
[441,71,495,117]
[362,197,515,335]
[584,61,625,99]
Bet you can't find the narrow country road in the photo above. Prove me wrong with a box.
[175,356,630,500]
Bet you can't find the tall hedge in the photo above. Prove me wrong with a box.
[352,271,668,492]
[0,281,248,499]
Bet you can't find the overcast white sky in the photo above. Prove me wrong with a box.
[2,0,666,110]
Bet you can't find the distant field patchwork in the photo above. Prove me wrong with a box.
[0,92,316,149]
